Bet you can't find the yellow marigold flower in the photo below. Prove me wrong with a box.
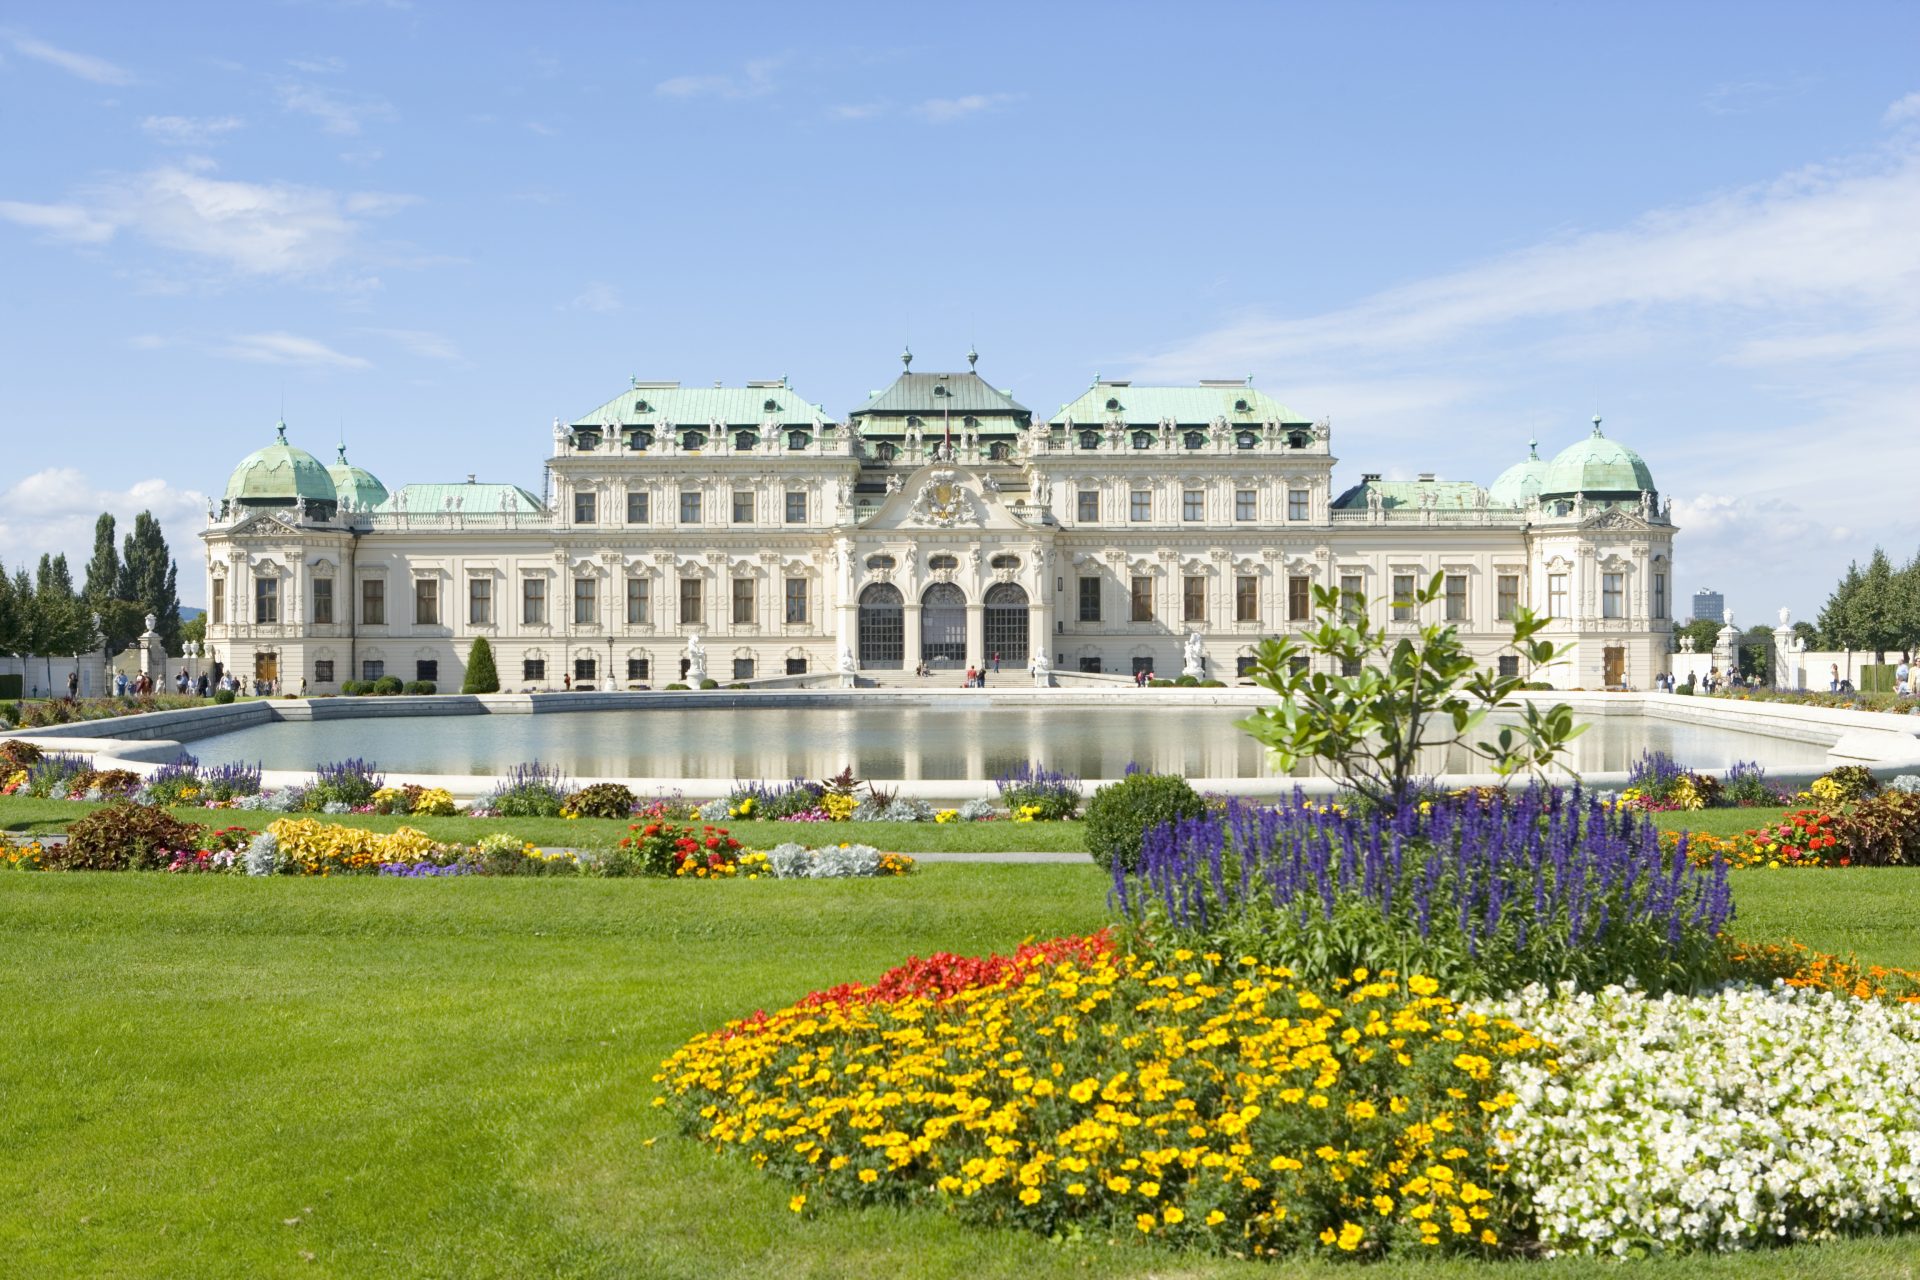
[858,1168,878,1183]
[1162,1206,1185,1224]
[1066,1182,1087,1197]
[788,1193,806,1213]
[1136,1213,1156,1232]
[1138,1181,1159,1198]
[1373,1194,1395,1215]
[1018,1187,1040,1205]
[1106,1175,1132,1194]
[1407,974,1440,996]
[1205,1209,1226,1226]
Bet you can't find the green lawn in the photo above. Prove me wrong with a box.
[0,796,1088,853]
[2,865,1919,1278]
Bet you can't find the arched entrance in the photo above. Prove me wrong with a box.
[921,583,966,666]
[983,582,1029,665]
[858,583,905,669]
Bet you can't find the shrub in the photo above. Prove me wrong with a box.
[994,759,1081,821]
[726,779,824,820]
[1809,764,1881,806]
[1834,791,1920,867]
[482,761,569,818]
[212,687,236,704]
[565,782,637,819]
[142,755,203,804]
[665,682,690,691]
[0,739,43,772]
[267,817,465,875]
[1198,678,1225,687]
[1084,771,1207,872]
[309,758,384,810]
[56,802,205,871]
[1174,674,1199,687]
[401,680,436,695]
[699,678,719,690]
[1147,678,1173,687]
[1720,760,1782,807]
[462,636,500,694]
[371,675,405,696]
[77,768,141,798]
[1113,787,1734,998]
[614,822,744,876]
[341,680,368,696]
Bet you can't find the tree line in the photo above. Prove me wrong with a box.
[0,511,186,662]
[1815,547,1920,658]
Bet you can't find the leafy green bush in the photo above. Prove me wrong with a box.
[565,782,636,819]
[462,636,500,694]
[994,761,1081,821]
[212,687,237,704]
[1084,771,1206,872]
[1199,678,1225,687]
[372,676,405,696]
[481,762,569,818]
[55,802,205,871]
[699,678,720,690]
[1834,791,1920,866]
[402,680,436,695]
[1174,674,1199,687]
[1147,678,1173,688]
[0,739,43,772]
[1814,764,1881,803]
[665,682,690,691]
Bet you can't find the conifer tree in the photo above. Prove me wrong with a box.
[462,635,500,694]
[1817,561,1862,649]
[1851,547,1900,660]
[117,510,182,651]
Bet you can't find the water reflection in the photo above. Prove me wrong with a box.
[186,706,1835,780]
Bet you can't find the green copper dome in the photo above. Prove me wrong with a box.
[1541,419,1656,497]
[1487,438,1548,507]
[225,423,339,507]
[326,443,388,510]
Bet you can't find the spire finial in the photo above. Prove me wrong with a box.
[967,343,978,369]
[1591,413,1603,437]
[901,345,912,371]
[275,420,288,444]
[1527,436,1539,458]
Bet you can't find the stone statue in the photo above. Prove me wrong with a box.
[981,473,1000,494]
[1182,629,1206,679]
[143,612,157,636]
[1723,607,1735,628]
[885,474,902,494]
[1030,649,1053,687]
[552,417,568,450]
[903,544,917,574]
[685,634,707,683]
[1640,491,1655,521]
[205,498,217,522]
[294,497,307,522]
[1778,606,1792,630]
[837,644,857,674]
[1366,489,1382,517]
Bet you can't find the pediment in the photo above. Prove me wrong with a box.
[858,464,1036,533]
[225,512,298,539]
[1582,508,1648,531]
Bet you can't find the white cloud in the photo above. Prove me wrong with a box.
[278,81,393,135]
[567,281,621,313]
[829,102,888,121]
[0,165,416,279]
[2,29,132,85]
[0,469,210,604]
[1885,91,1920,128]
[288,54,345,74]
[914,92,1021,123]
[218,331,371,369]
[360,326,460,361]
[127,334,171,350]
[655,55,782,100]
[140,114,245,145]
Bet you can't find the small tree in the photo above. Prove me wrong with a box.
[1237,572,1584,812]
[462,635,500,694]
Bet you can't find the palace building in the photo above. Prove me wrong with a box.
[200,351,1676,692]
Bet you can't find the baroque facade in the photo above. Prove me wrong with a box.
[201,354,1677,691]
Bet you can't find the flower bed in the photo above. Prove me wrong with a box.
[762,842,913,878]
[657,940,1545,1258]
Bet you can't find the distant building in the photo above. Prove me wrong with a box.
[1691,589,1725,622]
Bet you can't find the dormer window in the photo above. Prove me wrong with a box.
[963,415,978,429]
[1105,397,1121,411]
[786,430,809,450]
[1288,430,1310,449]
[763,398,779,412]
[929,553,958,571]
[734,430,757,451]
[1238,432,1259,449]
[1078,430,1099,450]
[906,416,922,429]
[635,399,651,413]
[933,384,948,397]
[1234,398,1250,412]
[1131,431,1154,449]
[682,430,707,451]
[633,430,654,450]
[987,441,1009,461]
[876,442,897,462]
[1183,431,1206,449]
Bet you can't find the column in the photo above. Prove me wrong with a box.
[965,603,985,670]
[903,603,923,669]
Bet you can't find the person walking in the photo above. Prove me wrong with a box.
[992,650,1001,673]
[65,669,79,700]
[1830,662,1841,693]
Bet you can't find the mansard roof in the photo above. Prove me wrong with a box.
[851,370,1031,420]
[1331,477,1487,510]
[1050,380,1305,427]
[377,482,546,515]
[571,380,832,430]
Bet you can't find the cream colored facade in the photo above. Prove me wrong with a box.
[201,365,1677,692]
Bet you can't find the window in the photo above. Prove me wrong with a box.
[679,578,702,626]
[1548,573,1570,620]
[1235,575,1258,623]
[734,431,756,452]
[1132,431,1153,449]
[1237,655,1257,677]
[866,554,897,571]
[1288,488,1309,521]
[1182,490,1204,522]
[1078,430,1099,450]
[1392,573,1416,623]
[1239,431,1259,449]
[1183,431,1205,449]
[1290,656,1309,677]
[1602,572,1624,619]
[1497,655,1520,679]
[416,660,437,684]
[988,441,1010,461]
[361,660,384,681]
[1340,656,1362,677]
[1129,490,1151,522]
[468,577,491,625]
[1339,574,1363,622]
[1652,572,1668,620]
[521,577,546,625]
[254,577,279,624]
[1130,576,1153,622]
[732,491,754,524]
[573,577,596,625]
[679,490,702,523]
[784,578,807,624]
[1445,573,1468,622]
[626,489,650,523]
[574,658,596,682]
[627,658,650,681]
[876,441,897,462]
[787,430,809,450]
[1076,490,1099,522]
[312,578,333,625]
[572,490,596,524]
[1235,489,1256,521]
[414,578,439,626]
[1183,575,1205,623]
[732,657,754,680]
[1131,656,1154,676]
[1497,575,1520,621]
[211,579,225,626]
[1078,576,1101,622]
[314,660,334,683]
[522,658,545,682]
[361,579,385,626]
[625,578,650,625]
[786,656,808,675]
[990,553,1021,570]
[682,430,706,450]
[1288,575,1311,621]
[785,491,806,524]
[731,578,755,625]
[927,553,957,570]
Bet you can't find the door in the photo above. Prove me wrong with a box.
[920,583,966,665]
[254,652,278,683]
[1603,646,1625,689]
[858,583,905,669]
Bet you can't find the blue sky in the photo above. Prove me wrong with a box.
[2,1,1916,618]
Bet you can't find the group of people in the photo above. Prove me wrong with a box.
[1131,667,1158,687]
